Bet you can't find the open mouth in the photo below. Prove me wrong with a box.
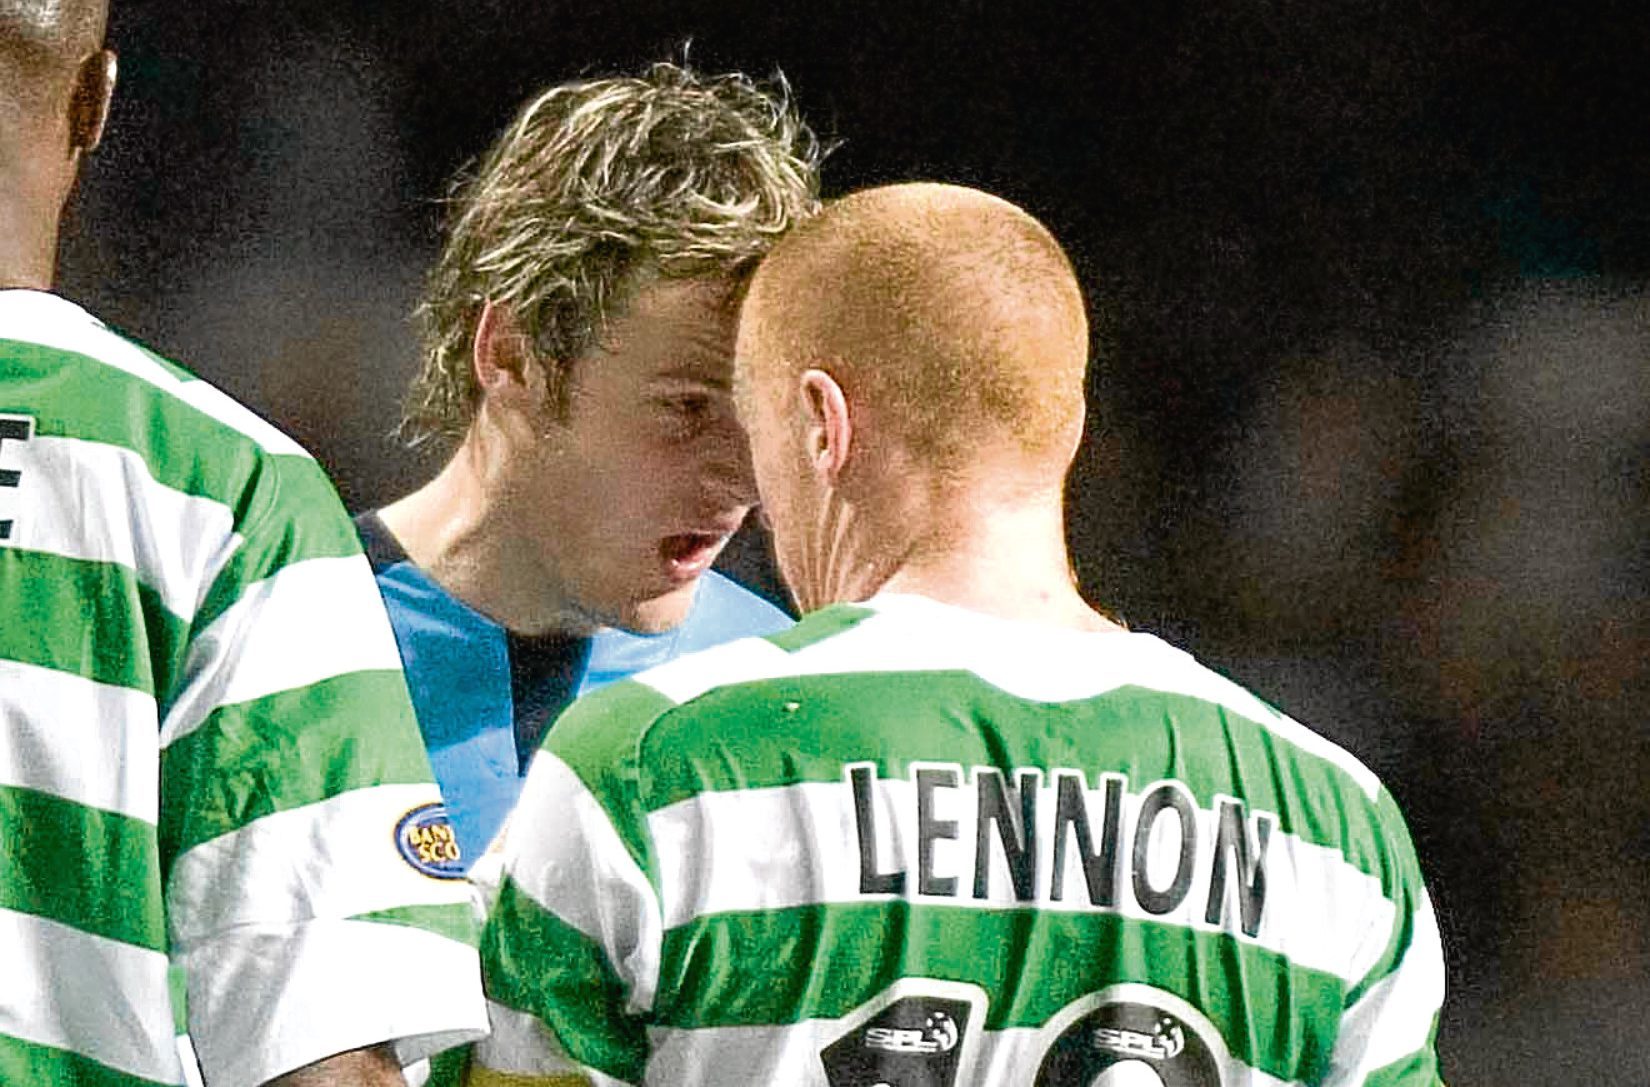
[659,532,726,579]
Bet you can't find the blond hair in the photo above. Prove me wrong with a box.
[403,61,822,450]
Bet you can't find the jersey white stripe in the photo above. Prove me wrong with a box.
[180,915,488,1087]
[161,554,405,746]
[502,754,664,1013]
[0,291,308,457]
[4,434,239,622]
[648,774,1392,983]
[166,782,470,946]
[636,635,791,704]
[637,595,1382,798]
[0,906,183,1085]
[472,1000,585,1077]
[0,658,159,821]
[1322,892,1446,1086]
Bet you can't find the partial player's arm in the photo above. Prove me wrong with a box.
[468,683,669,1087]
[264,1044,407,1087]
[1321,790,1448,1087]
[465,1067,590,1087]
[159,448,488,1087]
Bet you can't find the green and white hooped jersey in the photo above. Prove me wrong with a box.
[476,592,1445,1087]
[0,291,487,1087]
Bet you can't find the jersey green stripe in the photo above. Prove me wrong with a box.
[423,1046,469,1087]
[0,548,184,698]
[168,964,188,1033]
[483,877,648,1084]
[191,462,368,634]
[653,902,1340,1082]
[544,680,677,879]
[0,1031,176,1087]
[1361,1015,1443,1087]
[158,670,429,869]
[0,785,165,951]
[348,903,481,949]
[635,673,1395,883]
[1,338,271,506]
[763,604,873,652]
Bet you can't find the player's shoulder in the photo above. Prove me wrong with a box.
[0,289,311,462]
[548,602,870,768]
[1137,637,1389,802]
[1094,629,1420,879]
[0,290,357,572]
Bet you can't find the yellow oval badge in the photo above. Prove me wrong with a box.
[395,803,465,879]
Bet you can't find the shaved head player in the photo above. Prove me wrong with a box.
[1,3,486,1084]
[467,182,1447,1086]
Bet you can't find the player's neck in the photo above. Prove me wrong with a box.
[875,499,1118,633]
[0,120,72,289]
[378,448,595,637]
[0,194,58,290]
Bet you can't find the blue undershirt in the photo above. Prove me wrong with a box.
[356,511,792,867]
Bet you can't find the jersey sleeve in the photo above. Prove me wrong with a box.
[471,680,676,1087]
[157,451,488,1087]
[1322,788,1448,1087]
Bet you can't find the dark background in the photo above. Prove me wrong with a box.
[57,1,1650,1082]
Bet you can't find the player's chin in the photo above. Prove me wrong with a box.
[610,582,700,635]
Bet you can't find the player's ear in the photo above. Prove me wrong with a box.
[69,49,117,154]
[799,368,851,487]
[473,300,542,405]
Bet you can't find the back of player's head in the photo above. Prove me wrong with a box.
[0,0,106,54]
[739,182,1089,488]
[401,61,823,451]
[1,0,114,287]
[0,0,108,117]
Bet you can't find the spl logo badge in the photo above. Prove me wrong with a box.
[820,980,986,1087]
[395,803,464,879]
[1033,984,1235,1087]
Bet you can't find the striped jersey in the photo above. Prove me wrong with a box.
[474,592,1445,1087]
[0,291,488,1087]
